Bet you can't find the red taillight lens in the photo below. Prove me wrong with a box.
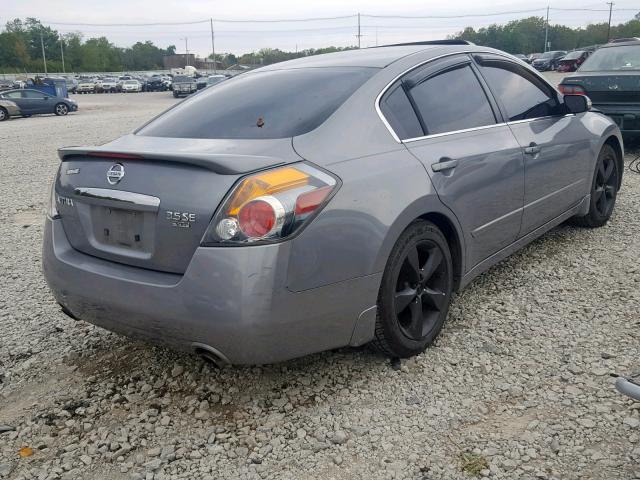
[559,84,586,95]
[87,152,143,159]
[238,199,277,237]
[295,185,333,215]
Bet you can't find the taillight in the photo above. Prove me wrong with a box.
[202,163,338,245]
[558,84,586,95]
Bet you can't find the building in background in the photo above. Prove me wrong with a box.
[163,54,223,71]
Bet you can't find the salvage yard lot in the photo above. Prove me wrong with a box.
[1,88,640,480]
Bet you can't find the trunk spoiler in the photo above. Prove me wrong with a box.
[57,146,287,175]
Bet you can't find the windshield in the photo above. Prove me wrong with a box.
[579,45,640,71]
[138,67,375,140]
[540,51,561,59]
[562,51,584,60]
[124,81,137,85]
[173,76,193,82]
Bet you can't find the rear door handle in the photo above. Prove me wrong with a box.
[431,158,458,172]
[523,143,541,155]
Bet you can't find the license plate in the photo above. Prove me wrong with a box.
[94,207,147,250]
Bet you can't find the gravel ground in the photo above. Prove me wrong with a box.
[1,90,640,480]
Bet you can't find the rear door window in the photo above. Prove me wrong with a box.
[477,61,559,121]
[406,64,496,135]
[139,67,376,139]
[379,83,423,140]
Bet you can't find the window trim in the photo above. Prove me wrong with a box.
[473,55,562,123]
[375,50,562,143]
[403,61,498,138]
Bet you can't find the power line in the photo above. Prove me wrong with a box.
[39,6,639,27]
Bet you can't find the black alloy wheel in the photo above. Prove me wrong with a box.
[570,144,619,228]
[593,150,617,218]
[393,239,448,341]
[373,221,453,358]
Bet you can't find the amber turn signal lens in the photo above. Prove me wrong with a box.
[227,167,309,215]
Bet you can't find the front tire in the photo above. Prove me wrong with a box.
[54,103,69,116]
[372,220,453,358]
[570,144,619,228]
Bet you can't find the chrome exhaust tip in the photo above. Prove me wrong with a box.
[192,343,230,368]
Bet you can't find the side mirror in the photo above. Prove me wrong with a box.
[563,94,591,114]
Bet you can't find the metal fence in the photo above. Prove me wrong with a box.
[0,69,247,81]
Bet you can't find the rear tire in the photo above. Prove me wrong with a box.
[0,107,7,121]
[570,144,619,228]
[372,220,453,358]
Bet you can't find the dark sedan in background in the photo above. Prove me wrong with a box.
[557,49,593,72]
[0,89,78,117]
[559,39,640,137]
[532,50,567,71]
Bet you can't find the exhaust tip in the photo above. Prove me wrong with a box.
[192,343,230,368]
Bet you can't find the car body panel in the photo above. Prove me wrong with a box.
[0,98,21,117]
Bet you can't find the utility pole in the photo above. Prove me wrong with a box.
[40,29,47,74]
[357,13,361,48]
[181,37,189,67]
[60,38,66,73]
[210,19,216,74]
[606,2,614,42]
[544,5,549,52]
[375,26,379,47]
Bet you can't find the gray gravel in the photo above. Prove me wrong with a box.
[1,90,640,480]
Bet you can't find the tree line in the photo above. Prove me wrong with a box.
[1,14,639,74]
[452,13,640,54]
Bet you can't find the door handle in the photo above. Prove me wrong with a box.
[524,143,541,155]
[431,158,458,173]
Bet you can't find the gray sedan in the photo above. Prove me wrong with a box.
[0,89,77,117]
[43,41,623,365]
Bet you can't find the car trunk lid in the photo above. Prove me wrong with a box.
[55,135,301,273]
[562,72,640,104]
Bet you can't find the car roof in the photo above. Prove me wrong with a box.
[259,44,471,70]
[601,39,640,48]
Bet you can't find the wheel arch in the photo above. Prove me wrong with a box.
[603,134,624,190]
[374,199,466,293]
[419,212,464,291]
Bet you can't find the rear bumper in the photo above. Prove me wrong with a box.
[42,218,380,364]
[592,104,640,133]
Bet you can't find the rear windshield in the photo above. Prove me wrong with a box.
[580,45,640,71]
[138,67,375,139]
[562,51,584,60]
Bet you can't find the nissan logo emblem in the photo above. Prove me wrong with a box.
[107,163,125,185]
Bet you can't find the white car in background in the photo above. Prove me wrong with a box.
[121,80,142,93]
[76,79,95,94]
[98,77,119,93]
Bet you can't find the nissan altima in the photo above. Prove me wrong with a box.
[43,41,623,365]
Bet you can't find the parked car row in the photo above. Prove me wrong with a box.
[173,74,229,98]
[73,74,172,94]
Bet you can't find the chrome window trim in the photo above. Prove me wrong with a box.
[402,122,509,143]
[74,187,160,209]
[375,50,561,144]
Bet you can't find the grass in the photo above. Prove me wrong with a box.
[460,452,489,476]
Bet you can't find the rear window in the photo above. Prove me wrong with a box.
[580,45,640,71]
[562,51,585,60]
[138,67,375,139]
